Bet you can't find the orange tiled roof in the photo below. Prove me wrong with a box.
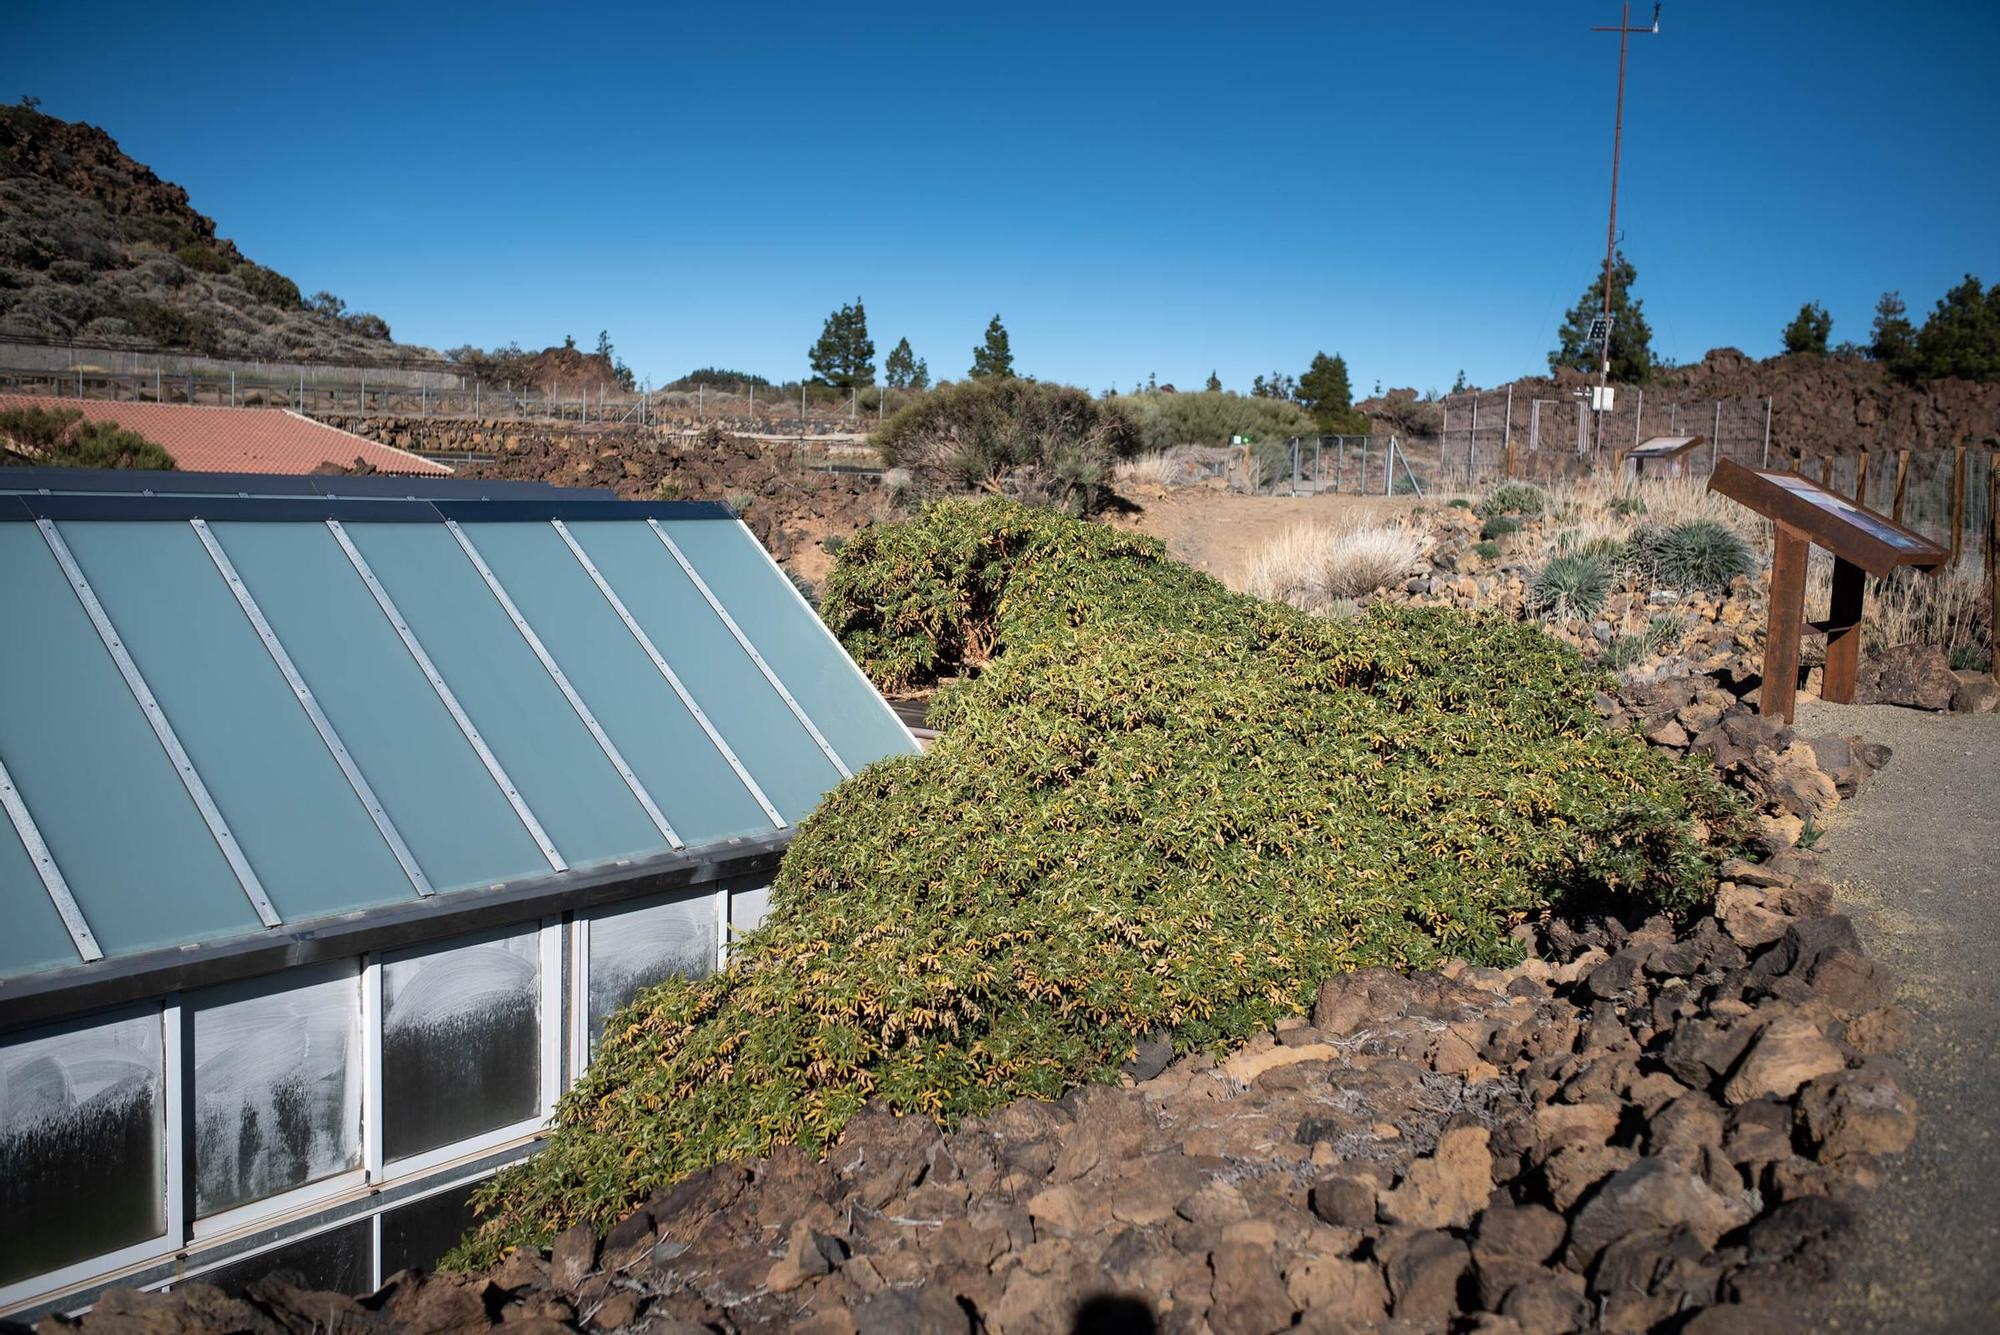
[0,395,450,476]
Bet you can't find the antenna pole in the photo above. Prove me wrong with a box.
[1590,3,1659,450]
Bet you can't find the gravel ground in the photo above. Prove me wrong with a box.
[1793,699,2000,1334]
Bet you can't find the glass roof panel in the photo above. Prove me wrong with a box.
[566,521,842,823]
[342,522,666,868]
[205,521,548,892]
[0,524,262,961]
[0,815,84,977]
[57,521,417,923]
[458,521,773,845]
[657,519,916,771]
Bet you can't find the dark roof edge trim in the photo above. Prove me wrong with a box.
[0,829,790,1033]
[0,494,739,524]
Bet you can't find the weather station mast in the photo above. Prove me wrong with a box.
[1587,2,1660,453]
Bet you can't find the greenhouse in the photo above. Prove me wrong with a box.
[0,470,916,1317]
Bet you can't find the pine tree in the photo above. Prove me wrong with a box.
[1910,275,2000,382]
[1549,251,1654,383]
[885,337,918,389]
[1251,374,1266,398]
[911,357,930,391]
[1205,370,1221,392]
[1781,302,1832,357]
[1870,292,1915,371]
[808,298,877,389]
[1298,352,1365,433]
[969,315,1014,379]
[1450,369,1468,394]
[595,330,615,361]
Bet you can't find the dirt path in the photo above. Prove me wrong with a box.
[1107,488,1421,590]
[1793,699,2000,1333]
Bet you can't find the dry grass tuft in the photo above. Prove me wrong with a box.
[1114,450,1183,488]
[1247,521,1424,610]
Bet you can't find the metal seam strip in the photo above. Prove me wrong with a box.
[442,519,684,851]
[187,518,435,897]
[549,519,787,829]
[0,751,102,961]
[646,518,852,778]
[325,520,566,873]
[37,519,284,928]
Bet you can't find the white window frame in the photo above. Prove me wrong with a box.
[570,888,733,1079]
[185,959,368,1243]
[0,999,185,1313]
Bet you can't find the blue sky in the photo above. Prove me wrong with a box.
[7,2,1997,394]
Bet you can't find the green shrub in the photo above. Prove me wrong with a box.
[1634,520,1755,591]
[1480,516,1522,541]
[174,242,231,274]
[455,500,1740,1264]
[873,379,1142,516]
[1476,481,1547,518]
[1601,615,1684,672]
[0,407,174,470]
[235,262,303,309]
[1949,645,1991,673]
[1472,540,1502,561]
[1115,390,1316,454]
[1610,491,1648,517]
[1533,552,1616,622]
[1447,497,1474,510]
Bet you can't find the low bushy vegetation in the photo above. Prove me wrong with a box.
[1477,481,1548,519]
[1113,389,1317,454]
[1480,515,1523,541]
[872,378,1143,516]
[1633,519,1756,591]
[455,500,1740,1263]
[0,405,174,470]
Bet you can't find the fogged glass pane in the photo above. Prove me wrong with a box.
[658,519,918,772]
[380,1180,480,1277]
[566,522,843,824]
[193,966,362,1216]
[383,932,541,1161]
[0,525,262,961]
[204,522,548,893]
[341,522,663,868]
[730,882,774,939]
[458,522,773,846]
[586,894,716,1057]
[0,1010,165,1284]
[59,521,419,925]
[194,1219,370,1297]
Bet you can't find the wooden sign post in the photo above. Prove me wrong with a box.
[1708,459,1950,722]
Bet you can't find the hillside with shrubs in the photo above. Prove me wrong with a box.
[0,103,419,360]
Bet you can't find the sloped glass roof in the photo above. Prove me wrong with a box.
[0,474,916,986]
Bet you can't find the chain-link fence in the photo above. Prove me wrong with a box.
[1428,386,1776,488]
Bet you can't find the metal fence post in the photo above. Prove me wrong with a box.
[1440,402,1449,483]
[1634,388,1643,447]
[1469,397,1480,479]
[1761,397,1772,468]
[1502,383,1513,468]
[1711,401,1722,469]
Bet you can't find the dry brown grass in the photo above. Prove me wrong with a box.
[1807,552,1993,662]
[1245,520,1424,610]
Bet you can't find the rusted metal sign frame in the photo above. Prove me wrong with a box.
[1708,459,1949,721]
